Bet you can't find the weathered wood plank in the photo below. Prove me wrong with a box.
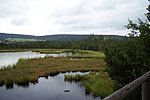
[103,71,150,100]
[142,79,150,100]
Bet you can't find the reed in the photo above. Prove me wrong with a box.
[64,72,114,98]
[64,74,88,82]
[0,57,105,87]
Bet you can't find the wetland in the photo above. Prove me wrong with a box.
[0,49,113,99]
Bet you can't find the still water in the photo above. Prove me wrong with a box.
[0,52,100,100]
[0,72,100,100]
[0,51,72,68]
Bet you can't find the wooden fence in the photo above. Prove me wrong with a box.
[102,71,150,100]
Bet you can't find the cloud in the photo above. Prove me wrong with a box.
[0,0,149,36]
[52,0,148,34]
[11,18,28,26]
[0,0,27,18]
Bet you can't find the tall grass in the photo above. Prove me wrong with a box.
[69,50,105,58]
[65,72,114,98]
[0,57,105,87]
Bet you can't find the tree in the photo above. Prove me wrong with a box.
[104,1,150,99]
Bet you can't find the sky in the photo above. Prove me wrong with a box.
[0,0,149,36]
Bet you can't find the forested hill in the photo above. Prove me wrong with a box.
[0,33,124,41]
[0,33,35,39]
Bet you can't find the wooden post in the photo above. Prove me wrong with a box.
[103,71,150,100]
[142,79,150,100]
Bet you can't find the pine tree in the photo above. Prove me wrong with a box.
[104,1,150,99]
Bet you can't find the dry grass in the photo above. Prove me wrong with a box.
[0,49,67,53]
[0,57,105,86]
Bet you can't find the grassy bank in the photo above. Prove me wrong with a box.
[32,49,68,53]
[0,49,27,52]
[0,57,105,87]
[0,49,67,53]
[65,72,114,98]
[0,49,105,59]
[0,49,104,58]
[70,50,105,58]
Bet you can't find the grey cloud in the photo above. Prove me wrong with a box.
[0,0,27,18]
[52,0,148,34]
[50,0,117,18]
[59,20,127,32]
[54,12,127,32]
[11,18,28,26]
[0,0,148,35]
[50,0,137,18]
[50,1,85,17]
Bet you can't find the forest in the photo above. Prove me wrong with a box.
[0,35,121,51]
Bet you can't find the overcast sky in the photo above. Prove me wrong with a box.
[0,0,149,36]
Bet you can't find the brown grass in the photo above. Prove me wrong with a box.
[0,57,105,86]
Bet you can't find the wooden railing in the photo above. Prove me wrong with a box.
[102,71,150,100]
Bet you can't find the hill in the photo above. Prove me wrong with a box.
[0,33,124,41]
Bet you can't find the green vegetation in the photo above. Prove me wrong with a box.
[65,72,114,98]
[0,49,66,53]
[0,49,104,58]
[0,57,105,86]
[70,50,105,58]
[32,49,68,53]
[104,2,150,100]
[64,73,89,82]
[0,49,27,52]
[0,34,118,51]
[0,49,68,53]
[6,38,42,42]
[0,49,107,96]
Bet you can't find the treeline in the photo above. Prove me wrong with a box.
[0,35,120,51]
[104,2,150,100]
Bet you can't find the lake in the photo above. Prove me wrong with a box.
[0,72,100,100]
[0,51,100,100]
[0,51,72,68]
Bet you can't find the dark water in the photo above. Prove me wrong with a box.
[0,72,100,100]
[0,51,72,68]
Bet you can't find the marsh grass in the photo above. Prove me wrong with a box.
[0,80,4,86]
[0,49,27,52]
[0,49,67,53]
[0,57,105,87]
[64,72,114,98]
[0,49,105,58]
[31,49,105,58]
[69,50,105,58]
[64,74,89,82]
[31,49,68,54]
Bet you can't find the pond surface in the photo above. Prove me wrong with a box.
[0,51,72,68]
[0,72,100,100]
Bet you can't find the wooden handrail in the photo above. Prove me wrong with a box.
[102,71,150,100]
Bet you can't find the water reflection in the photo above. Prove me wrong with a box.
[0,51,72,68]
[2,80,39,90]
[5,84,14,89]
[0,72,100,100]
[15,80,38,88]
